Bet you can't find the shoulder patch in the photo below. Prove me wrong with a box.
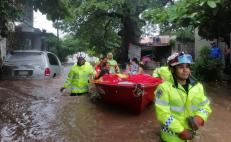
[156,90,162,98]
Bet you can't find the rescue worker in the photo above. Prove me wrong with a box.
[107,52,119,73]
[154,52,212,142]
[60,52,95,96]
[153,66,173,83]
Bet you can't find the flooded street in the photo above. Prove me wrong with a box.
[0,66,231,142]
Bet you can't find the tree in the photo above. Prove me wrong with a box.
[45,35,87,62]
[61,0,170,63]
[0,0,70,37]
[143,0,231,44]
[0,0,19,37]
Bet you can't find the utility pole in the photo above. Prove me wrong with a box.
[53,20,61,41]
[53,20,61,57]
[57,22,59,42]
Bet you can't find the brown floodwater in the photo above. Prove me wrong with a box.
[0,66,231,142]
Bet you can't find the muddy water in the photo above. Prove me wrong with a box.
[0,66,231,142]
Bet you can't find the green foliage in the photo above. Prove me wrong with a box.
[143,0,231,41]
[176,27,194,42]
[29,0,70,21]
[44,35,83,62]
[61,0,162,62]
[192,46,223,81]
[0,0,70,37]
[170,39,176,49]
[0,0,21,37]
[71,15,122,56]
[143,1,195,42]
[207,0,217,8]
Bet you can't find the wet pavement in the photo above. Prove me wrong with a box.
[0,66,231,142]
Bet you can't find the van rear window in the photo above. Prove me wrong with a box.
[6,52,44,65]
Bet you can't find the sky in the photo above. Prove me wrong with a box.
[33,11,56,34]
[33,10,66,37]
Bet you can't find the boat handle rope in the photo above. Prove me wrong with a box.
[133,84,144,97]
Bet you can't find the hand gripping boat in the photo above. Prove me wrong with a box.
[93,74,162,114]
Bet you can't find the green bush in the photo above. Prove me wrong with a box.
[192,46,223,81]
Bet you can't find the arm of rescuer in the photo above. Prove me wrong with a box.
[152,67,160,78]
[188,83,212,131]
[155,84,185,134]
[87,62,96,81]
[60,65,75,92]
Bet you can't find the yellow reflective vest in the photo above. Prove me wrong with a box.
[64,62,95,93]
[155,78,212,142]
[153,66,174,83]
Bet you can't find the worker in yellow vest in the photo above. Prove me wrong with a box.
[60,52,95,96]
[153,66,173,83]
[154,52,212,142]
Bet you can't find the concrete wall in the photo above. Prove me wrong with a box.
[0,38,7,61]
[128,43,141,60]
[175,41,195,59]
[194,28,211,59]
[32,35,42,50]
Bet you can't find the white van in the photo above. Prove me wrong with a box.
[1,50,62,79]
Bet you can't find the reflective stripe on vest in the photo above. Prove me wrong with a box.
[200,99,209,106]
[165,116,174,126]
[156,99,185,112]
[191,99,209,111]
[73,74,89,79]
[71,86,88,91]
[170,106,185,112]
[161,125,176,135]
[199,108,208,116]
[156,99,169,106]
[156,98,209,113]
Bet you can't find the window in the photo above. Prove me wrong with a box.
[48,53,59,65]
[6,52,44,65]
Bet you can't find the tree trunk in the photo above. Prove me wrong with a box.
[117,16,139,64]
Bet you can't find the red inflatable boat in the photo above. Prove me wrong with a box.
[93,74,161,114]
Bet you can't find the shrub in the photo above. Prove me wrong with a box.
[192,46,223,81]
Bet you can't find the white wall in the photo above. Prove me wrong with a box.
[194,28,211,59]
[128,43,141,61]
[0,38,7,60]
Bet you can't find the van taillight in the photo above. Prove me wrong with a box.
[45,68,51,76]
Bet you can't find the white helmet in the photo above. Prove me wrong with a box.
[167,52,193,67]
[76,52,86,59]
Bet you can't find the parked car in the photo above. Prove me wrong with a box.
[1,50,62,79]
